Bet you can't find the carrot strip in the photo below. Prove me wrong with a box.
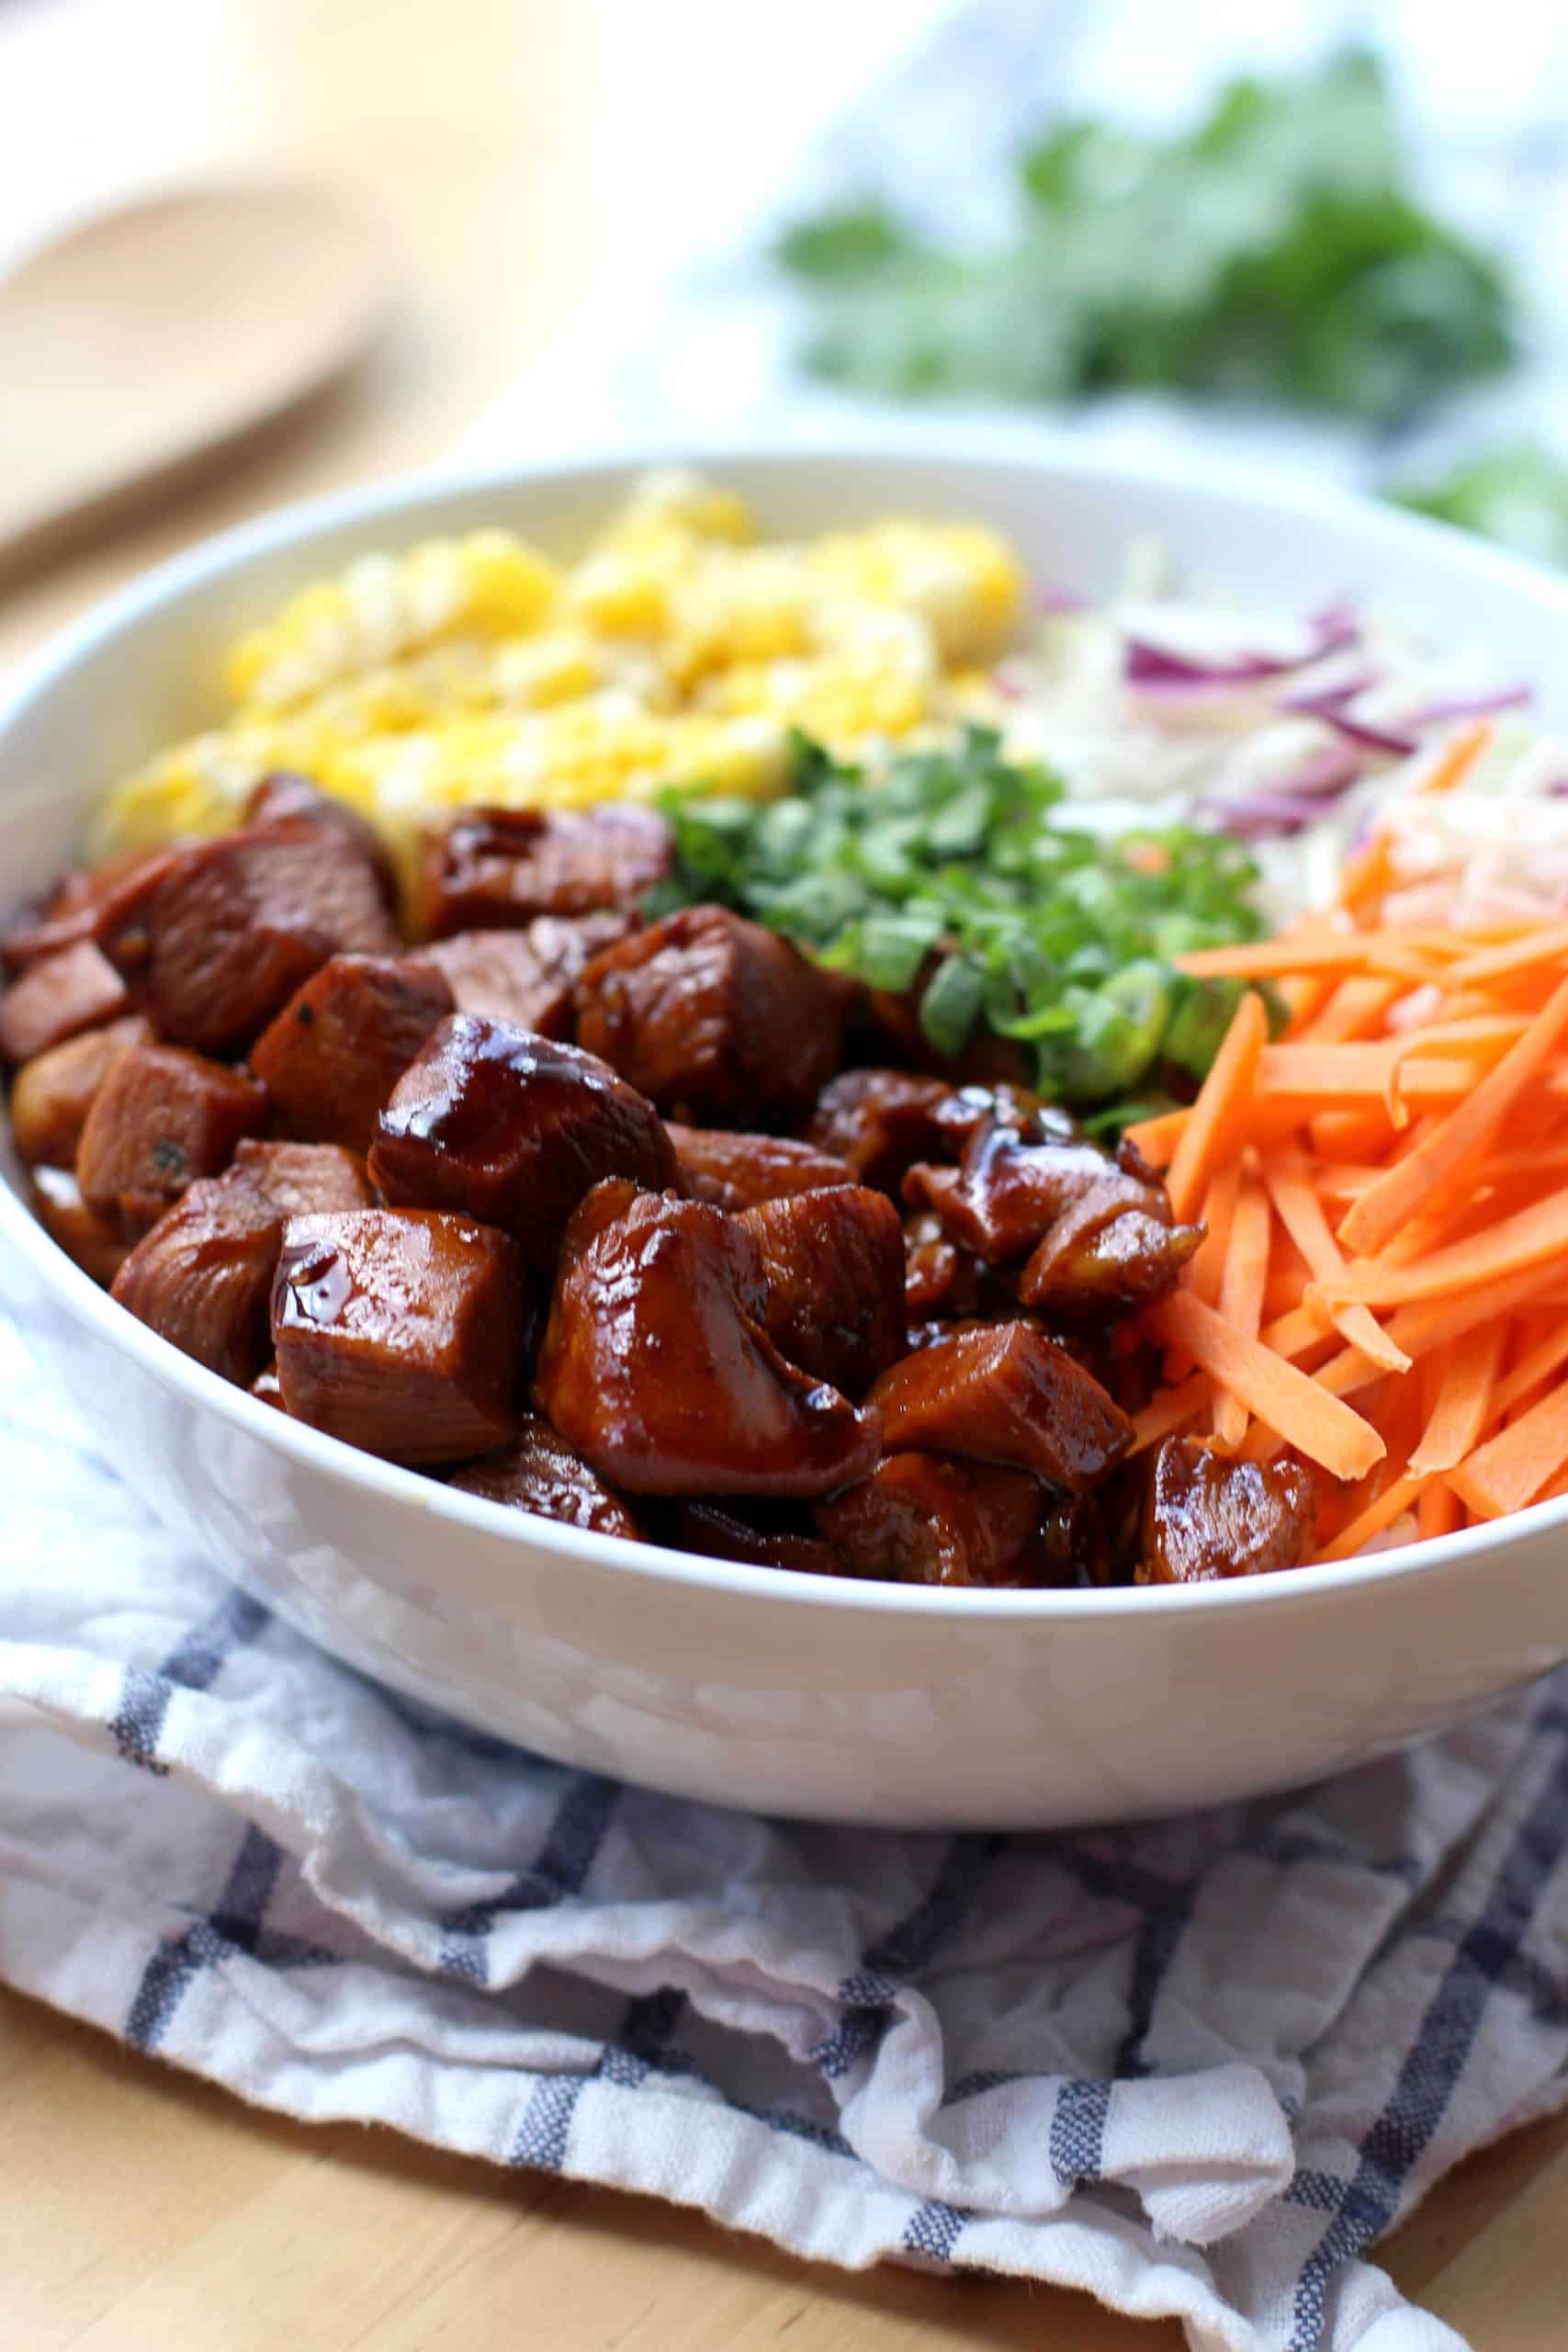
[1490,1319,1568,1424]
[1334,723,1494,917]
[1258,1150,1409,1373]
[1339,973,1568,1258]
[1130,1374,1212,1454]
[1318,1189,1568,1312]
[1258,1046,1496,1102]
[1187,1158,1243,1308]
[1164,989,1269,1225]
[1316,1473,1430,1562]
[1122,1106,1190,1169]
[1310,1105,1397,1162]
[1416,1481,1462,1542]
[1150,1292,1384,1481]
[1213,1177,1271,1448]
[1408,1324,1506,1476]
[1441,922,1568,989]
[1298,975,1404,1045]
[1450,1379,1568,1520]
[1176,930,1467,982]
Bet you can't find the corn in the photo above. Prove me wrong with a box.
[92,472,1028,865]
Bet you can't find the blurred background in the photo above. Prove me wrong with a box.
[5,0,1568,658]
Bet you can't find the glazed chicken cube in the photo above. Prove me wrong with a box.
[668,1125,856,1212]
[243,771,400,907]
[1,845,175,972]
[1018,1204,1201,1315]
[249,954,455,1152]
[736,1184,906,1396]
[1137,1438,1316,1584]
[271,1207,528,1464]
[535,1180,880,1498]
[369,1013,678,1276]
[419,805,672,936]
[97,817,398,1052]
[75,1043,267,1238]
[650,1498,849,1578]
[231,1139,376,1217]
[449,1412,644,1541]
[573,904,846,1123]
[815,1453,1053,1588]
[865,1322,1132,1491]
[7,1014,150,1166]
[111,1163,286,1383]
[0,940,130,1065]
[421,912,637,1036]
[806,1069,955,1193]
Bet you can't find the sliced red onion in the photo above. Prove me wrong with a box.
[1277,672,1415,759]
[1406,684,1532,726]
[1271,742,1364,799]
[1124,606,1359,691]
[1197,795,1328,839]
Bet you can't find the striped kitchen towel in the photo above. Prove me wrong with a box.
[2,1298,1565,2352]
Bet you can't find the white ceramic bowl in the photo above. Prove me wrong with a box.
[7,436,1568,1830]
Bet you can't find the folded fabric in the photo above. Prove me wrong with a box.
[2,1305,1565,2350]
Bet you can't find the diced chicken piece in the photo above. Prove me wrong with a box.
[6,1014,150,1166]
[536,1180,880,1498]
[449,1413,643,1541]
[369,1013,677,1277]
[419,805,672,936]
[806,1069,956,1193]
[1,846,175,972]
[0,940,130,1065]
[651,1498,849,1578]
[1019,1206,1201,1315]
[1137,1438,1316,1585]
[249,954,455,1151]
[906,1110,1147,1263]
[76,1043,266,1237]
[29,1166,129,1285]
[865,1322,1131,1492]
[271,1207,528,1464]
[244,771,399,906]
[97,818,398,1051]
[231,1139,375,1216]
[421,911,637,1035]
[737,1185,906,1396]
[574,903,845,1123]
[668,1124,856,1212]
[902,1209,989,1321]
[111,1164,285,1383]
[815,1453,1051,1589]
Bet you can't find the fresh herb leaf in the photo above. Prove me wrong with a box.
[656,730,1263,1112]
[774,49,1515,430]
[1388,442,1568,566]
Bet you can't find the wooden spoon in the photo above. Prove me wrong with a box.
[0,181,389,572]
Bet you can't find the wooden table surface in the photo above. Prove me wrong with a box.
[2,3,1566,2342]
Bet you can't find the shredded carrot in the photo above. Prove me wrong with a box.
[1187,1159,1243,1308]
[1408,1324,1506,1476]
[1310,1105,1397,1162]
[1416,1481,1463,1542]
[1490,1319,1568,1425]
[1163,989,1269,1225]
[1258,1046,1495,1102]
[1258,1150,1409,1373]
[1122,1106,1190,1169]
[1150,1292,1384,1481]
[1316,1473,1429,1562]
[1440,922,1568,989]
[1130,1373,1212,1454]
[1213,1176,1271,1447]
[1339,974,1568,1258]
[1300,975,1404,1044]
[1320,1188,1568,1312]
[1450,1379,1568,1521]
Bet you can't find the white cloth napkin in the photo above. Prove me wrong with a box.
[5,1302,1568,2352]
[8,9,1568,2349]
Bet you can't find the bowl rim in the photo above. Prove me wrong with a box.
[6,425,1568,1624]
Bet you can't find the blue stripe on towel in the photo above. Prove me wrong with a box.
[814,1834,1008,2079]
[437,1770,620,1986]
[109,1591,270,1773]
[1286,1700,1568,2351]
[126,1822,284,2051]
